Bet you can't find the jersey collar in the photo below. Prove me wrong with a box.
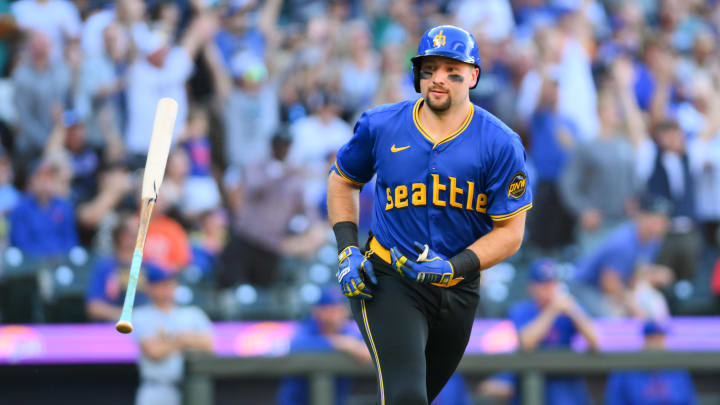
[412,98,474,149]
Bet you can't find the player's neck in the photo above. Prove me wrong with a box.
[419,98,471,143]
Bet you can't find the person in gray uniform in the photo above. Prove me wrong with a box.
[132,263,213,405]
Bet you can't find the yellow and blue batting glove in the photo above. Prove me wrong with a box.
[337,246,377,299]
[390,242,454,286]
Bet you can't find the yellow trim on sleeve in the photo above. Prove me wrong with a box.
[333,160,366,187]
[412,98,474,149]
[489,203,533,221]
[361,300,385,405]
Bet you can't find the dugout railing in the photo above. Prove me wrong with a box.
[183,351,720,405]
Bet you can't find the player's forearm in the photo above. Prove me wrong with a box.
[467,212,526,270]
[327,172,360,225]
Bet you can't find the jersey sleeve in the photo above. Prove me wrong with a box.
[331,111,375,186]
[485,133,533,221]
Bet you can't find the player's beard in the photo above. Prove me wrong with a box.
[425,91,452,113]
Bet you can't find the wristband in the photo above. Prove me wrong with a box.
[333,221,358,254]
[449,249,481,279]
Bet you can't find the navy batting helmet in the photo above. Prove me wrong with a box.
[411,25,481,92]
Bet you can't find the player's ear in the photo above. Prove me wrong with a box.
[470,66,480,88]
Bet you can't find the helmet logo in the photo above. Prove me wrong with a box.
[432,30,446,47]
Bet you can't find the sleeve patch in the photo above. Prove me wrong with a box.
[507,172,527,199]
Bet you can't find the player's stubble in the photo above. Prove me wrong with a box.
[425,90,452,113]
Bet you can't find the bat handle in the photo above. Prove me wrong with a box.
[116,249,143,334]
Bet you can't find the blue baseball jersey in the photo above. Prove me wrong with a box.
[333,98,532,259]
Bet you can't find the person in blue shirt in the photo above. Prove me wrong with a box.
[328,25,532,405]
[276,286,370,405]
[86,213,149,321]
[526,68,580,252]
[9,158,78,258]
[605,320,697,405]
[573,194,673,317]
[507,258,599,405]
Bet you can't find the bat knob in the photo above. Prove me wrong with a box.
[116,320,134,334]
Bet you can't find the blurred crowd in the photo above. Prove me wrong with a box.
[0,0,719,333]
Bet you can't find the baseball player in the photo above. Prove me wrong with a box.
[327,25,533,404]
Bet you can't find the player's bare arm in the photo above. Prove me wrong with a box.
[327,171,360,225]
[467,211,527,270]
[327,171,377,299]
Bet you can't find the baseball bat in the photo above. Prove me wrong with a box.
[116,98,178,334]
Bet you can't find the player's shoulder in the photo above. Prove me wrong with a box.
[358,99,416,123]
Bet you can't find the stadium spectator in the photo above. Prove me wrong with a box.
[517,23,598,141]
[125,13,217,163]
[80,0,145,57]
[47,111,100,205]
[573,194,674,317]
[160,147,191,214]
[144,190,192,274]
[452,0,515,42]
[525,63,579,252]
[276,286,370,405]
[605,320,698,405]
[337,20,380,116]
[0,145,19,216]
[85,212,149,322]
[559,58,645,252]
[9,157,78,258]
[637,119,701,282]
[507,258,598,405]
[132,263,213,405]
[10,0,82,61]
[80,22,128,146]
[213,0,283,66]
[188,208,227,278]
[11,31,71,159]
[223,51,279,168]
[177,107,221,218]
[289,90,351,208]
[218,131,325,288]
[687,80,720,247]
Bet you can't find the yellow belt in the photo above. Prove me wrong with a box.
[367,237,464,287]
[369,237,392,264]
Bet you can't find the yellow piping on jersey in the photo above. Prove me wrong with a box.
[361,300,385,405]
[333,160,365,187]
[489,202,533,221]
[412,98,474,148]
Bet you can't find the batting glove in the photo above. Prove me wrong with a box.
[390,242,454,286]
[337,246,377,299]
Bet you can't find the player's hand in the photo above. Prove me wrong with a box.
[336,246,377,299]
[390,242,454,286]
